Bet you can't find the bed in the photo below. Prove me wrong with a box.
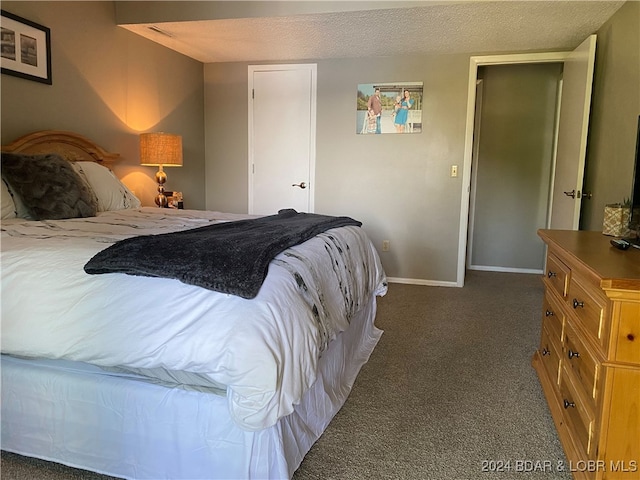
[0,131,387,479]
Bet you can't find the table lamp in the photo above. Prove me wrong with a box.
[139,132,183,207]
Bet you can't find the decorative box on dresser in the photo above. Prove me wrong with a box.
[533,230,640,480]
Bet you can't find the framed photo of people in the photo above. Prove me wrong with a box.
[357,82,423,135]
[1,10,52,85]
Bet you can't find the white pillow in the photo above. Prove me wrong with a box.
[1,178,17,220]
[72,161,141,212]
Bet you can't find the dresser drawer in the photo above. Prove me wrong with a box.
[539,325,562,385]
[542,291,565,342]
[566,274,608,347]
[546,253,570,299]
[564,320,601,406]
[559,364,597,458]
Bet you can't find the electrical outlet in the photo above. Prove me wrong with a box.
[382,240,390,252]
[451,165,458,177]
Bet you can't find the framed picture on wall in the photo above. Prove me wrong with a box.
[1,10,52,85]
[357,82,423,135]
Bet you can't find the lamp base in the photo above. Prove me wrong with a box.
[155,193,168,208]
[155,166,168,208]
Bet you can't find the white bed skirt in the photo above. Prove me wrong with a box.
[1,297,382,480]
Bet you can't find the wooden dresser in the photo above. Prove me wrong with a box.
[533,230,640,480]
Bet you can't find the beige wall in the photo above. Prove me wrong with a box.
[582,0,640,230]
[205,55,469,283]
[0,1,206,209]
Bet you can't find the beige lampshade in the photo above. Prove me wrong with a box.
[139,133,183,167]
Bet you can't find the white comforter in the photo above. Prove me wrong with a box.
[1,208,387,431]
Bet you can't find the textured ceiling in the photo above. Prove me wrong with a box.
[120,1,625,63]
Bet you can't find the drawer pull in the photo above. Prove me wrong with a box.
[563,399,575,409]
[542,347,550,356]
[547,271,557,278]
[545,309,554,317]
[572,299,584,309]
[567,349,580,360]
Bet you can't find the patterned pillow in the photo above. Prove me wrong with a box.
[71,161,141,211]
[1,152,97,220]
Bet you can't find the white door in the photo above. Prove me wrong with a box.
[248,64,316,215]
[549,35,597,229]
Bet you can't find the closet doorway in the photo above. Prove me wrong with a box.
[457,36,596,285]
[467,63,563,273]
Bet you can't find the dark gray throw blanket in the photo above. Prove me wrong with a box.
[84,209,362,299]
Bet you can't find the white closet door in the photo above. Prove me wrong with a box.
[248,64,316,215]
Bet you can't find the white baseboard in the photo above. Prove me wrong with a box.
[387,267,543,288]
[386,277,458,288]
[467,265,543,275]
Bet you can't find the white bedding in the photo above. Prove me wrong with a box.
[1,207,387,431]
[2,296,382,479]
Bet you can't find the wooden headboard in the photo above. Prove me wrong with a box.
[1,131,120,168]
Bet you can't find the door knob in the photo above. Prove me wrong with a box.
[564,190,577,198]
[292,182,307,189]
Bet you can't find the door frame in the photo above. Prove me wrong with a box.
[457,51,572,287]
[247,63,317,214]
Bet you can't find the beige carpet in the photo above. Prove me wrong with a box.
[1,271,570,479]
[293,270,570,479]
